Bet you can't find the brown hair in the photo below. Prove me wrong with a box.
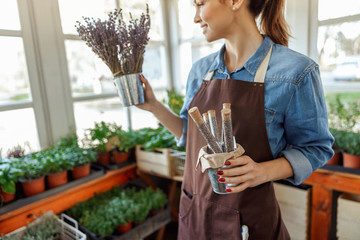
[248,0,290,46]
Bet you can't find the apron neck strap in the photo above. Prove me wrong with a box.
[254,45,272,83]
[204,44,273,82]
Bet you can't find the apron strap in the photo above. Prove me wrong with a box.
[254,45,273,83]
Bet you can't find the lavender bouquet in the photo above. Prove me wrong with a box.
[75,5,151,77]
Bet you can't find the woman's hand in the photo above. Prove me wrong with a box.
[137,74,159,112]
[217,155,268,193]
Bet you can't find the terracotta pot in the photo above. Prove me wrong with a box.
[72,163,90,179]
[117,221,132,234]
[327,151,340,165]
[97,152,111,165]
[20,176,45,197]
[0,187,15,203]
[47,171,68,189]
[113,151,129,164]
[343,152,360,168]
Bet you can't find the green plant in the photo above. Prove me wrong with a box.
[135,127,185,152]
[22,214,61,240]
[41,148,73,174]
[162,89,185,115]
[0,158,23,194]
[18,154,47,181]
[83,121,117,153]
[65,146,97,167]
[53,131,79,148]
[341,131,360,156]
[150,188,167,211]
[113,128,138,153]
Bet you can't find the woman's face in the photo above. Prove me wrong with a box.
[193,0,234,42]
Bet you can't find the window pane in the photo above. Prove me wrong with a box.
[65,40,115,97]
[0,108,40,155]
[74,98,129,142]
[317,21,360,91]
[142,46,167,89]
[0,36,31,105]
[0,1,21,30]
[178,0,203,39]
[58,0,116,34]
[121,0,163,41]
[318,0,360,21]
[179,42,223,89]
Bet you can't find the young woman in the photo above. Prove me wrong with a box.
[137,0,334,239]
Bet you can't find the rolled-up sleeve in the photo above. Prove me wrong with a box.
[282,64,334,185]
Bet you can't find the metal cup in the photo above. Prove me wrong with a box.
[113,73,145,107]
[207,166,240,194]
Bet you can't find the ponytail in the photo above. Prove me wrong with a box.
[248,0,290,46]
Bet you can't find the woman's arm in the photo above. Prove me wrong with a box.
[137,74,183,139]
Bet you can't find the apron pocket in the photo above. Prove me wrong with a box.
[179,188,195,220]
[211,202,242,239]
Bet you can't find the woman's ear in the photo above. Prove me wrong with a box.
[232,0,246,11]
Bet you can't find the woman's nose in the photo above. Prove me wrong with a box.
[194,10,201,23]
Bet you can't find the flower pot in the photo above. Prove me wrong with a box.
[47,171,68,189]
[20,176,45,197]
[113,73,144,107]
[0,187,15,203]
[72,163,91,179]
[116,221,132,234]
[98,152,111,165]
[343,152,360,168]
[327,151,340,165]
[113,151,130,164]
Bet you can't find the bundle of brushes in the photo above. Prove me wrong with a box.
[189,103,235,154]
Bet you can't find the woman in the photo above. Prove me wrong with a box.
[137,0,334,239]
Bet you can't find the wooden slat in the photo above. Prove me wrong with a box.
[310,186,332,240]
[0,164,137,234]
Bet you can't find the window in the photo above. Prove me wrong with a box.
[317,0,360,92]
[0,1,41,153]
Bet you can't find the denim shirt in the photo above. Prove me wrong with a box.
[177,36,334,185]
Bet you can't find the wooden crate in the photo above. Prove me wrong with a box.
[135,145,174,177]
[337,193,360,240]
[273,182,310,240]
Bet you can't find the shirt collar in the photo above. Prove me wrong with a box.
[206,35,273,77]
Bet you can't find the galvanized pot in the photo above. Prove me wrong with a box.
[113,73,145,107]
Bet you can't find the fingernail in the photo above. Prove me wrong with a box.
[217,170,223,175]
[226,189,232,192]
[225,161,231,166]
[219,178,225,182]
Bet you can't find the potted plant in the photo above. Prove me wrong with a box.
[42,148,73,189]
[327,95,360,167]
[111,128,137,164]
[0,158,23,203]
[83,121,117,165]
[67,147,97,179]
[18,153,47,197]
[75,5,150,107]
[149,188,167,215]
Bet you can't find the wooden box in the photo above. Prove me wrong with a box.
[273,182,310,240]
[337,193,360,240]
[135,145,174,177]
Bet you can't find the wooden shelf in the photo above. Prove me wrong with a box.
[303,167,360,240]
[0,164,137,234]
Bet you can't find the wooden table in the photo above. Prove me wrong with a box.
[0,164,137,234]
[304,167,360,240]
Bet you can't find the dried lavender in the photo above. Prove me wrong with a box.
[222,108,234,152]
[208,110,221,143]
[75,5,150,77]
[189,107,222,153]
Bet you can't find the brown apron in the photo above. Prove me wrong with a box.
[178,46,290,240]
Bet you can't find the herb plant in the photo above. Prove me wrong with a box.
[75,5,150,77]
[0,158,23,194]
